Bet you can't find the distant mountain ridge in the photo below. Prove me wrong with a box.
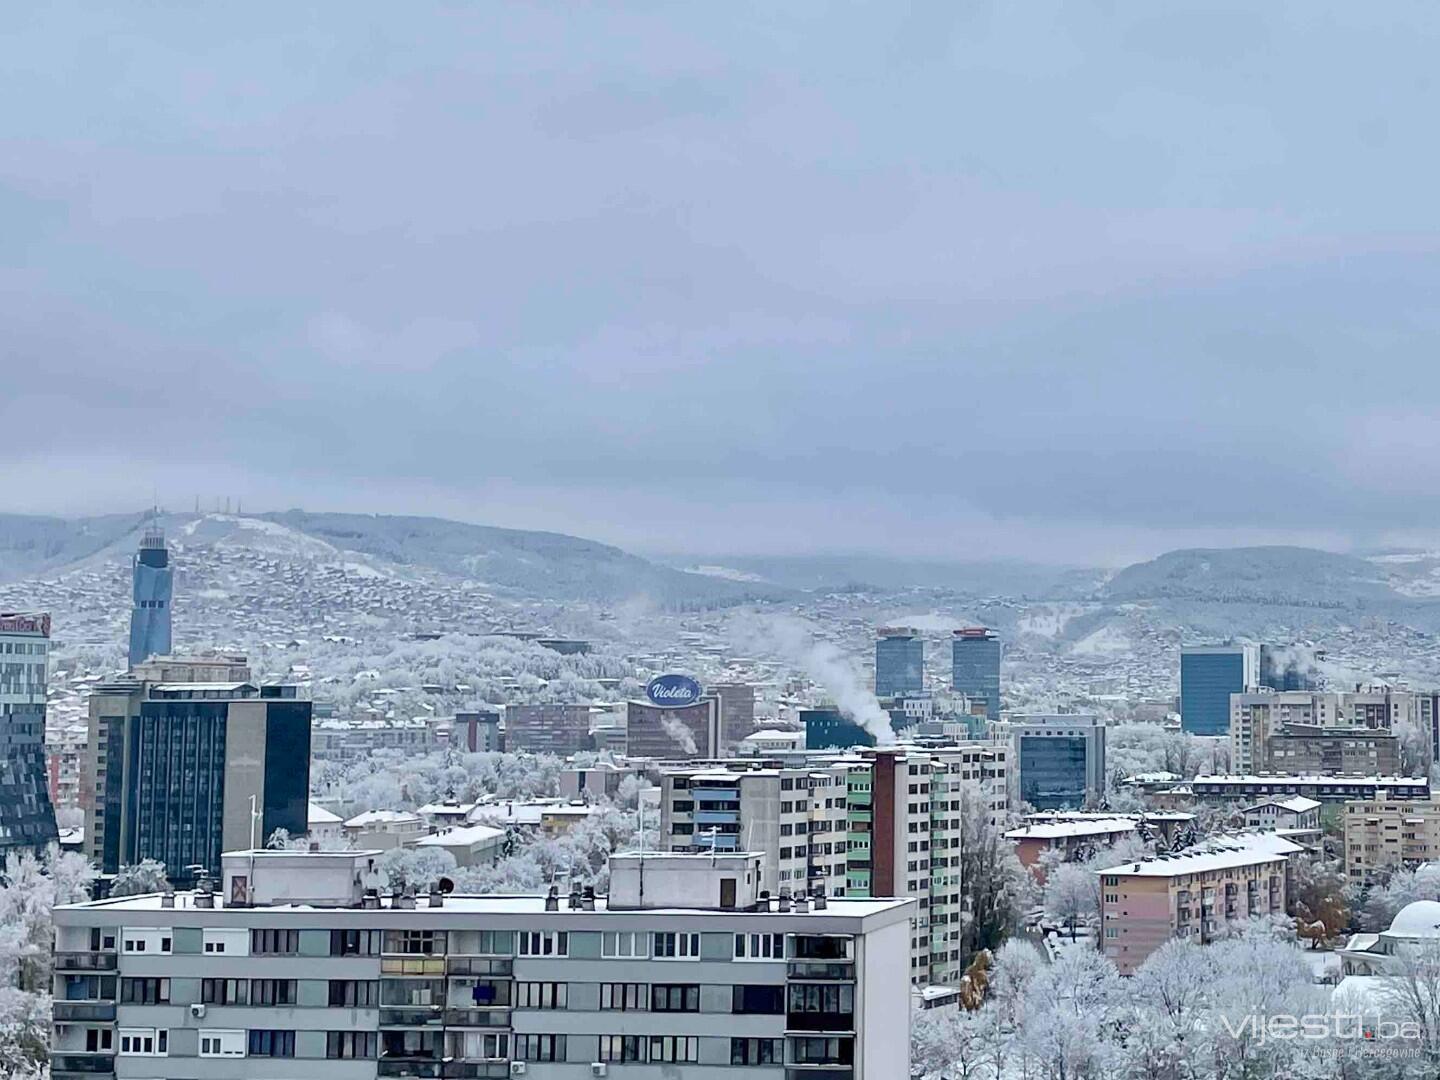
[0,509,787,607]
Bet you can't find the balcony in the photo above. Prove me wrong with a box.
[50,1055,115,1077]
[442,1064,511,1080]
[379,1062,442,1078]
[442,1009,511,1028]
[787,1012,856,1033]
[446,958,513,977]
[380,1007,445,1027]
[53,1002,116,1022]
[54,953,117,972]
[787,962,855,981]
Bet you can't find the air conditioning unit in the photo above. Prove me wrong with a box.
[509,1063,527,1077]
[189,1003,207,1019]
[591,1064,608,1078]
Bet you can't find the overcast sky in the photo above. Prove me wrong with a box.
[5,3,1440,566]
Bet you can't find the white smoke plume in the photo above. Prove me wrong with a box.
[660,715,699,756]
[729,613,895,746]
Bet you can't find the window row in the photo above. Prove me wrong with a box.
[598,1034,699,1064]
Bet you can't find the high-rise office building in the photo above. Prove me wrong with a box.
[128,527,173,669]
[0,612,59,854]
[626,698,718,759]
[84,674,310,885]
[1258,644,1320,692]
[710,682,757,753]
[51,849,913,1080]
[503,704,592,756]
[1180,644,1257,736]
[801,708,908,750]
[951,628,1000,720]
[875,628,923,698]
[1003,714,1106,810]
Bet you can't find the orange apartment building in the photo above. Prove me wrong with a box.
[1099,840,1290,974]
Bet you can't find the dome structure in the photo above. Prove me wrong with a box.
[1385,900,1440,939]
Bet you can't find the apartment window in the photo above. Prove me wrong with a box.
[517,931,567,957]
[87,929,116,952]
[600,982,646,1010]
[790,1036,854,1065]
[602,931,648,958]
[120,931,171,954]
[331,929,383,956]
[118,1028,167,1056]
[467,930,512,955]
[385,929,444,955]
[734,932,784,960]
[732,1037,785,1064]
[202,928,248,955]
[649,1035,699,1063]
[250,929,299,955]
[201,978,248,1006]
[651,984,699,1012]
[250,979,297,1006]
[85,1029,114,1053]
[514,982,567,1009]
[199,1029,246,1057]
[599,1034,647,1062]
[120,977,170,1005]
[248,1029,295,1058]
[329,980,381,1008]
[516,1034,565,1062]
[733,984,785,1014]
[327,1031,379,1059]
[788,982,854,1017]
[652,931,699,959]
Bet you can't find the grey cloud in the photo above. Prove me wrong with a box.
[5,2,1440,564]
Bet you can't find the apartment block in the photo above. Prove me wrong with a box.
[1189,774,1431,804]
[50,849,913,1080]
[656,744,1008,988]
[1099,839,1289,974]
[1343,793,1440,882]
[0,611,58,853]
[1231,690,1418,774]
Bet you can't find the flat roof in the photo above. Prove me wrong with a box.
[1194,774,1427,786]
[1098,843,1288,878]
[415,824,506,847]
[59,890,912,921]
[1006,818,1138,840]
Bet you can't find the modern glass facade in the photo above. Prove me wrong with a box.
[803,709,907,750]
[1180,646,1255,736]
[128,529,173,669]
[128,702,229,879]
[0,618,59,854]
[952,630,1001,720]
[1018,736,1089,809]
[875,633,923,698]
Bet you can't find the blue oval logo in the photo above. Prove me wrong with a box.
[645,674,703,708]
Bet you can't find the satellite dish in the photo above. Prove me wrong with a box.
[437,876,456,894]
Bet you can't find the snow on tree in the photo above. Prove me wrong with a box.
[911,1000,995,1079]
[110,858,171,897]
[954,780,1029,961]
[1044,863,1099,941]
[1360,864,1440,931]
[378,847,457,891]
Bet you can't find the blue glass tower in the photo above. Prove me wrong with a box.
[875,629,923,698]
[1180,645,1257,736]
[952,628,1001,720]
[128,527,173,669]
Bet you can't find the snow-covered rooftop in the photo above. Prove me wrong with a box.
[1385,900,1440,938]
[415,824,506,848]
[307,802,342,825]
[1006,817,1137,841]
[1097,841,1288,878]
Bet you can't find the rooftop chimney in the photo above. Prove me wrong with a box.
[544,885,560,912]
[160,891,175,909]
[777,890,792,913]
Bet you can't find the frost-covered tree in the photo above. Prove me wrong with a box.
[912,1001,994,1079]
[378,847,457,891]
[955,780,1028,960]
[1361,864,1440,931]
[110,858,171,897]
[1044,863,1098,941]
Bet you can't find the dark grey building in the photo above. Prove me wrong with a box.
[710,682,757,753]
[0,612,58,854]
[1180,644,1257,736]
[127,527,173,669]
[503,704,592,756]
[1006,714,1106,811]
[952,627,1001,720]
[875,628,923,699]
[84,677,310,885]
